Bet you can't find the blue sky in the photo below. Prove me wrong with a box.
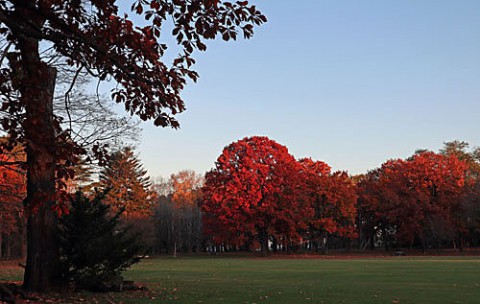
[134,1,480,179]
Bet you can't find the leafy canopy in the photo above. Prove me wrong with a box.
[0,0,266,131]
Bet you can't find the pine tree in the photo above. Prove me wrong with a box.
[99,147,155,216]
[59,191,144,291]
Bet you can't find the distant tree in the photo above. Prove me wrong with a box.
[99,147,155,216]
[153,170,203,255]
[0,0,266,291]
[357,166,396,251]
[153,195,174,254]
[170,170,203,254]
[440,141,474,165]
[0,143,25,258]
[151,176,172,197]
[440,140,480,248]
[358,152,467,250]
[202,136,303,254]
[458,181,480,248]
[171,170,203,205]
[59,191,144,291]
[299,158,357,253]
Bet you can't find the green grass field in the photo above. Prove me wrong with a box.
[1,256,480,303]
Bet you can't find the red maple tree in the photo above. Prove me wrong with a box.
[202,136,304,254]
[358,152,467,249]
[299,158,357,252]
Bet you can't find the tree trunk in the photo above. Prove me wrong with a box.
[0,230,3,259]
[320,232,327,255]
[259,230,269,255]
[5,233,10,258]
[383,227,389,252]
[272,237,278,253]
[370,231,375,250]
[18,211,26,259]
[16,38,60,290]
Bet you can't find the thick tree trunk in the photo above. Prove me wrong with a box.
[19,53,60,291]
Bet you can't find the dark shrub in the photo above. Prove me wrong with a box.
[59,191,144,291]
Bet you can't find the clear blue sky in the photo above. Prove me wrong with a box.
[134,1,480,179]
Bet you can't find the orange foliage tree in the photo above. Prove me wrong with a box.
[99,147,156,216]
[98,147,157,251]
[202,136,304,254]
[171,170,204,207]
[0,144,26,258]
[169,170,203,256]
[153,171,204,254]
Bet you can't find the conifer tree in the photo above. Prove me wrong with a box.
[59,191,144,291]
[99,147,155,216]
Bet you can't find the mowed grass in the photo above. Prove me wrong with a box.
[1,256,480,303]
[124,255,480,304]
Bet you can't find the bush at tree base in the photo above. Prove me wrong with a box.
[58,191,145,291]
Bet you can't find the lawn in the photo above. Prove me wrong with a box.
[1,256,479,303]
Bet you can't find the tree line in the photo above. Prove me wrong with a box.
[200,137,479,254]
[3,137,478,260]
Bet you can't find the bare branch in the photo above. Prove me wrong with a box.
[64,66,83,135]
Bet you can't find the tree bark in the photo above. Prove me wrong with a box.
[18,211,26,259]
[0,229,3,259]
[320,232,327,255]
[17,36,60,290]
[259,230,269,255]
[6,233,11,258]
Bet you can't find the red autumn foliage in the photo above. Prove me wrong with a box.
[202,136,304,253]
[201,137,359,253]
[0,147,25,204]
[299,158,357,241]
[358,151,467,248]
[0,145,26,258]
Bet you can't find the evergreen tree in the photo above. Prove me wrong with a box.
[59,191,144,291]
[99,147,155,215]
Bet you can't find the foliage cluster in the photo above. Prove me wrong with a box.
[201,136,357,254]
[0,142,25,259]
[358,150,469,250]
[199,137,478,254]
